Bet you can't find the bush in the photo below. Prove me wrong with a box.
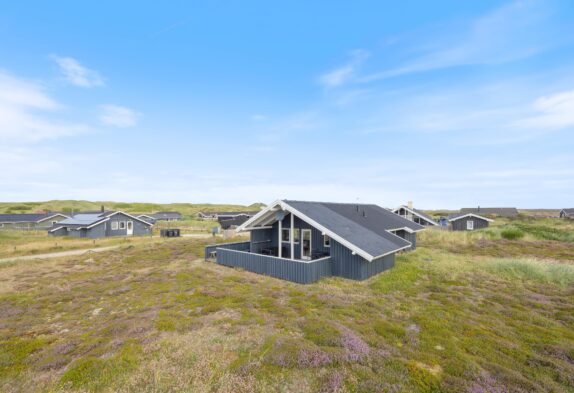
[500,227,525,240]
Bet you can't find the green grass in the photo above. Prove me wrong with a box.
[0,224,573,392]
[500,226,525,240]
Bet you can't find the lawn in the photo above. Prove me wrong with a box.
[0,221,573,392]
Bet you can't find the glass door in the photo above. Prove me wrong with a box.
[301,229,311,260]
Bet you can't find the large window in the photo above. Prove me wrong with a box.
[119,221,126,229]
[466,220,474,230]
[111,221,119,230]
[293,228,300,243]
[324,234,331,247]
[281,228,290,242]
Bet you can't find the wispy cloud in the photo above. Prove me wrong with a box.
[513,90,574,129]
[99,105,140,127]
[0,71,88,143]
[318,49,369,88]
[360,1,559,82]
[52,55,104,87]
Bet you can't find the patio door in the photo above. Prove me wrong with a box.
[126,221,134,236]
[301,229,311,260]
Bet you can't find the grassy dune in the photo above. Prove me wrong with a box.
[0,200,264,216]
[0,222,573,392]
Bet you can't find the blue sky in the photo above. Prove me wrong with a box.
[1,0,573,208]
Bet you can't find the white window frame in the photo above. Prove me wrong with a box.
[111,221,119,230]
[323,234,331,247]
[292,228,300,244]
[281,228,290,242]
[467,220,474,230]
[119,221,126,229]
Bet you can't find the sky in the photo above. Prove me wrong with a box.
[1,0,573,208]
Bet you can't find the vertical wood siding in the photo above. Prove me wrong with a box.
[451,217,489,231]
[213,246,332,284]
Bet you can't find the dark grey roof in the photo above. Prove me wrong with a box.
[561,208,574,214]
[448,212,490,221]
[152,212,182,219]
[200,211,259,217]
[218,215,250,229]
[283,200,424,258]
[0,213,67,223]
[58,213,107,226]
[460,207,518,217]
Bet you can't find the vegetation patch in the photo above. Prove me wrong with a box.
[485,258,574,286]
[500,226,525,240]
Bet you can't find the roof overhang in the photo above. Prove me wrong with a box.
[237,200,413,262]
[448,213,494,222]
[392,206,438,226]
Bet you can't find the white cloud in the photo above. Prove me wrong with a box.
[0,71,88,143]
[318,49,369,88]
[99,105,140,127]
[52,55,104,87]
[514,90,574,129]
[360,1,557,82]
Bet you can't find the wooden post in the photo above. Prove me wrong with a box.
[278,218,282,258]
[290,213,294,260]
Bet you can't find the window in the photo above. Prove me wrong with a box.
[467,220,474,230]
[119,221,126,229]
[52,221,58,226]
[281,228,290,242]
[111,221,119,230]
[293,228,300,243]
[324,234,331,247]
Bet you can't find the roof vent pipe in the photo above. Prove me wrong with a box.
[356,205,359,212]
[101,205,104,213]
[362,210,366,218]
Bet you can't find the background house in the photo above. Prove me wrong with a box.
[448,212,493,231]
[559,208,574,219]
[460,207,518,217]
[206,200,424,284]
[198,211,259,220]
[151,212,182,221]
[0,213,69,230]
[50,211,153,238]
[392,202,438,226]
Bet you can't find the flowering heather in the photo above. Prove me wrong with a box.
[339,327,370,362]
[320,371,343,393]
[297,349,332,367]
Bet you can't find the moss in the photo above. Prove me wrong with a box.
[0,337,47,377]
[301,319,342,347]
[59,341,142,391]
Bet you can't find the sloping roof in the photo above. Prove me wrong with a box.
[561,208,574,216]
[218,215,251,229]
[447,212,493,222]
[238,200,425,261]
[152,212,182,219]
[57,211,154,229]
[460,207,518,217]
[199,211,259,217]
[392,205,438,225]
[0,213,68,223]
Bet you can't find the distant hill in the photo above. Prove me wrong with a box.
[0,200,266,217]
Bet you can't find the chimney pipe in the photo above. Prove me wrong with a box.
[101,205,104,213]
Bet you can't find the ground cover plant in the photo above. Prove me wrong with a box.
[0,219,572,392]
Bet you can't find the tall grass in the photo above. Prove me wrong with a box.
[500,226,525,240]
[486,258,574,286]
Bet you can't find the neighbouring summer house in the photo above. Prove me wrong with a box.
[559,208,574,219]
[0,213,70,230]
[205,200,424,284]
[447,212,493,231]
[49,211,153,238]
[392,203,438,226]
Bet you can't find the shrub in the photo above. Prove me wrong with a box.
[500,227,525,240]
[486,259,574,286]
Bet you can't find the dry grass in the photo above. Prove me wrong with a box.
[0,226,573,392]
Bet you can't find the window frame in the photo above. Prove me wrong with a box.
[111,221,119,230]
[119,221,126,230]
[281,228,290,242]
[323,234,331,247]
[292,228,300,244]
[466,220,474,230]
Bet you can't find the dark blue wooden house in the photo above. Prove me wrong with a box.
[205,200,424,284]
